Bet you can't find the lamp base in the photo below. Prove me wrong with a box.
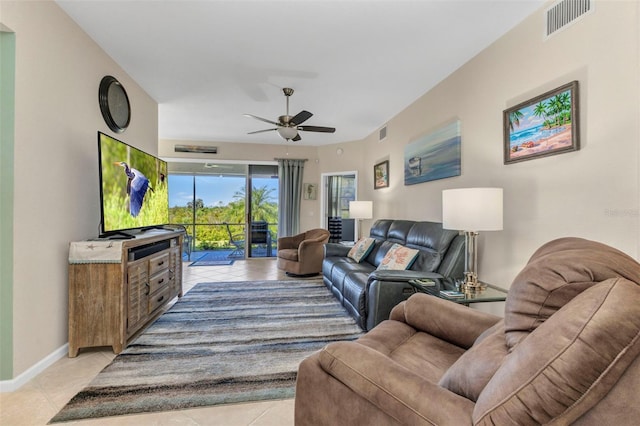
[460,271,486,293]
[460,231,485,293]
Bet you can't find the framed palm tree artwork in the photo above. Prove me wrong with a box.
[503,80,580,164]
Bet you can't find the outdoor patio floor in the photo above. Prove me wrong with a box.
[184,247,277,263]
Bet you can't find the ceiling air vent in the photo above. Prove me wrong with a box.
[174,144,218,154]
[379,125,387,141]
[545,0,594,39]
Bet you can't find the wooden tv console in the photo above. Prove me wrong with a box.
[68,229,184,357]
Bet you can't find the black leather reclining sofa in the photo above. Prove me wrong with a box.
[322,219,465,330]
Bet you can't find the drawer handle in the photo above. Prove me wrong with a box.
[157,295,165,303]
[157,261,165,267]
[158,278,164,284]
[145,283,150,295]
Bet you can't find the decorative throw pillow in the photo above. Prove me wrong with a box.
[347,238,376,263]
[376,243,419,270]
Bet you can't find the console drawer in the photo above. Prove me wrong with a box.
[149,269,170,295]
[148,286,170,313]
[149,252,170,276]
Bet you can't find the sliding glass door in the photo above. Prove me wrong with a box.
[247,165,278,257]
[168,162,278,260]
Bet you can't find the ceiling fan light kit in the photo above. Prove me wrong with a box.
[277,127,298,140]
[245,88,336,142]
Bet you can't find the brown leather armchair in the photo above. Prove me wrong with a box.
[295,237,640,425]
[277,228,330,276]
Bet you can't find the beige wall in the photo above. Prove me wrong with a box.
[318,1,640,302]
[2,0,158,377]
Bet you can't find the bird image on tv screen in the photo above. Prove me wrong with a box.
[98,132,168,235]
[114,161,151,217]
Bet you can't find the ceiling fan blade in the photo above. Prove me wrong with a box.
[298,125,336,133]
[243,114,280,126]
[247,128,277,135]
[291,110,313,125]
[292,133,302,142]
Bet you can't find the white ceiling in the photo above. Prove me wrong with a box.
[56,0,544,146]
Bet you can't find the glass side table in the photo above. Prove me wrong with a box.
[408,279,508,305]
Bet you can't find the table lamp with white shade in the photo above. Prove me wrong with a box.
[349,201,373,240]
[442,188,503,291]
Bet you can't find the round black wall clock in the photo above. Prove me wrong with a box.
[99,75,131,133]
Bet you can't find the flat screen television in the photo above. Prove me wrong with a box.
[98,131,168,238]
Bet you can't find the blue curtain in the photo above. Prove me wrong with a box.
[277,159,306,237]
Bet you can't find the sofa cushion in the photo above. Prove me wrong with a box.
[473,277,640,425]
[342,272,369,317]
[377,243,419,271]
[319,341,475,425]
[438,321,508,402]
[277,248,298,262]
[504,237,640,349]
[357,319,466,383]
[405,222,459,272]
[368,240,395,267]
[347,237,376,263]
[385,220,415,244]
[369,219,393,240]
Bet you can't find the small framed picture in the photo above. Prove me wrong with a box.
[504,81,580,164]
[374,160,389,189]
[303,183,317,200]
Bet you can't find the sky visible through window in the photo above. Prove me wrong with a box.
[168,174,278,208]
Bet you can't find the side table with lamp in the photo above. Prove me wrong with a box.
[442,187,504,293]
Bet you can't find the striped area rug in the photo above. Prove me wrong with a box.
[50,280,363,423]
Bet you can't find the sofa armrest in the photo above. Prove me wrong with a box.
[319,341,475,425]
[390,293,501,349]
[364,271,446,331]
[299,236,328,253]
[323,242,351,257]
[368,269,444,282]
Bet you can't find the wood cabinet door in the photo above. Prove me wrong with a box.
[126,259,149,336]
[169,246,183,297]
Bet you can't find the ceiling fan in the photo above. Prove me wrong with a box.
[244,88,336,142]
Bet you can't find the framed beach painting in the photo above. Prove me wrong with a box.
[374,160,389,189]
[504,81,580,164]
[404,120,461,185]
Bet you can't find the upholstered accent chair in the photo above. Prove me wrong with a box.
[277,228,330,276]
[295,237,640,425]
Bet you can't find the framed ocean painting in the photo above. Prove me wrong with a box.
[404,120,461,185]
[504,81,580,164]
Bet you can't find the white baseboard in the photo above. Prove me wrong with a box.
[0,343,68,392]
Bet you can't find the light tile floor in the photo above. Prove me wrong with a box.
[1,258,302,426]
